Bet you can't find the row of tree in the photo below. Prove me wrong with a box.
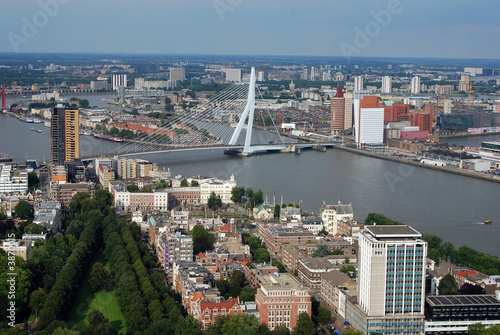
[205,312,319,335]
[103,214,201,335]
[37,209,106,329]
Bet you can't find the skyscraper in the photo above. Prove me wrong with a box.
[382,76,392,94]
[51,105,79,165]
[353,95,384,147]
[346,225,427,334]
[411,76,421,94]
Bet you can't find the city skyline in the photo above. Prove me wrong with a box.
[1,0,499,59]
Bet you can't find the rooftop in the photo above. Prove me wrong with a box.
[365,225,422,239]
[426,295,500,307]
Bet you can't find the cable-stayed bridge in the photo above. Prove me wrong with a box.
[100,68,326,158]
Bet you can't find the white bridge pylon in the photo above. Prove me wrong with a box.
[228,67,256,153]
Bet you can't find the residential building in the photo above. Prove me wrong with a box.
[156,231,194,274]
[51,182,95,208]
[0,239,31,260]
[382,76,392,94]
[320,270,357,316]
[255,273,312,331]
[170,68,186,81]
[97,164,114,189]
[279,207,302,224]
[383,104,409,123]
[33,201,62,234]
[443,99,452,114]
[411,77,421,94]
[413,113,432,134]
[346,225,427,335]
[245,263,279,288]
[354,76,364,91]
[192,297,243,331]
[51,105,79,165]
[259,225,315,258]
[0,165,28,194]
[225,68,242,83]
[298,257,336,291]
[320,201,354,235]
[115,157,158,180]
[301,217,324,235]
[112,74,127,90]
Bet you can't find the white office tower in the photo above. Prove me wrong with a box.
[382,76,392,94]
[112,74,127,91]
[354,76,364,91]
[303,67,308,80]
[411,76,421,94]
[353,90,370,146]
[444,99,452,114]
[349,225,427,334]
[310,67,316,81]
[225,68,242,83]
[358,107,384,145]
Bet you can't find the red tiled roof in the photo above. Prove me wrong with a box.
[200,298,239,311]
[219,225,231,232]
[192,292,204,302]
[457,270,477,277]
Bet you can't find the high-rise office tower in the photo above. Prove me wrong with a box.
[51,105,79,165]
[348,225,426,334]
[382,76,392,94]
[353,95,383,146]
[112,74,127,91]
[330,90,353,135]
[411,76,421,94]
[354,76,364,91]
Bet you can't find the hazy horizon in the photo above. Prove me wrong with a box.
[2,0,499,59]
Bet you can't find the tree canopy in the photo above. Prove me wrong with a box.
[191,224,213,254]
[207,192,222,211]
[15,200,31,218]
[438,273,459,295]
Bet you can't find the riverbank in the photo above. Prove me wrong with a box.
[430,131,500,139]
[334,145,500,184]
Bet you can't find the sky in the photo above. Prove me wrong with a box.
[1,0,499,59]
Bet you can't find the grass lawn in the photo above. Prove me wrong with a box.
[68,253,126,333]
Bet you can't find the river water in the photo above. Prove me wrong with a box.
[1,105,499,256]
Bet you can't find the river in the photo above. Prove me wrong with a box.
[1,113,499,257]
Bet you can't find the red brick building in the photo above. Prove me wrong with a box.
[259,225,316,258]
[384,104,409,123]
[413,113,432,133]
[255,273,312,331]
[191,297,243,330]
